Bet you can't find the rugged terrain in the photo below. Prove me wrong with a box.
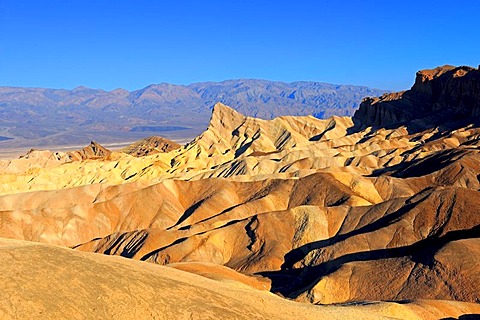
[3,238,479,320]
[0,65,479,319]
[0,80,386,152]
[121,136,181,157]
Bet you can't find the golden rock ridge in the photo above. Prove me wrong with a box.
[1,66,480,319]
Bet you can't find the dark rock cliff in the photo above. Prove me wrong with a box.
[353,65,480,130]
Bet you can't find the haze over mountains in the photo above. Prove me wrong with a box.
[0,80,386,153]
[0,65,480,319]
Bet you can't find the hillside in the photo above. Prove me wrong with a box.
[2,238,479,320]
[0,65,479,319]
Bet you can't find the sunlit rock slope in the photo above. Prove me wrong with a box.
[1,65,480,318]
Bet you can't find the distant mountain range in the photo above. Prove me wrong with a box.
[0,79,388,151]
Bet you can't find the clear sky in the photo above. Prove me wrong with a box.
[1,0,479,91]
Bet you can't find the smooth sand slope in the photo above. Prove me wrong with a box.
[1,238,480,320]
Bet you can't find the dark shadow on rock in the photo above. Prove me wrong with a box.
[235,140,254,158]
[234,129,261,158]
[104,230,148,259]
[280,190,432,270]
[140,237,187,261]
[167,199,206,230]
[309,120,336,141]
[262,224,480,300]
[368,148,470,178]
[348,66,480,136]
[441,315,480,320]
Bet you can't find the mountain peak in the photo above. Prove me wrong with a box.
[209,102,246,131]
[72,86,92,92]
[67,141,111,161]
[212,102,242,115]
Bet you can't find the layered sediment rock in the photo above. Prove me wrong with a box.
[353,65,480,129]
[0,66,480,317]
[121,136,180,156]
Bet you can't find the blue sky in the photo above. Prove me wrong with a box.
[1,0,479,91]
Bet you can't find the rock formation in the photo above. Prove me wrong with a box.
[67,141,112,160]
[18,140,112,162]
[353,65,480,130]
[121,136,181,156]
[0,66,479,318]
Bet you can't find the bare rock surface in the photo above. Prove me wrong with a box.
[0,66,480,317]
[121,136,181,156]
[353,65,480,130]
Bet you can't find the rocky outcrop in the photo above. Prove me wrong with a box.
[121,136,180,157]
[18,141,111,162]
[353,65,480,129]
[67,141,112,161]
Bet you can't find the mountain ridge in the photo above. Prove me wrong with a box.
[0,79,387,151]
[1,77,385,93]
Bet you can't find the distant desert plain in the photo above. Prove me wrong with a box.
[1,65,480,319]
